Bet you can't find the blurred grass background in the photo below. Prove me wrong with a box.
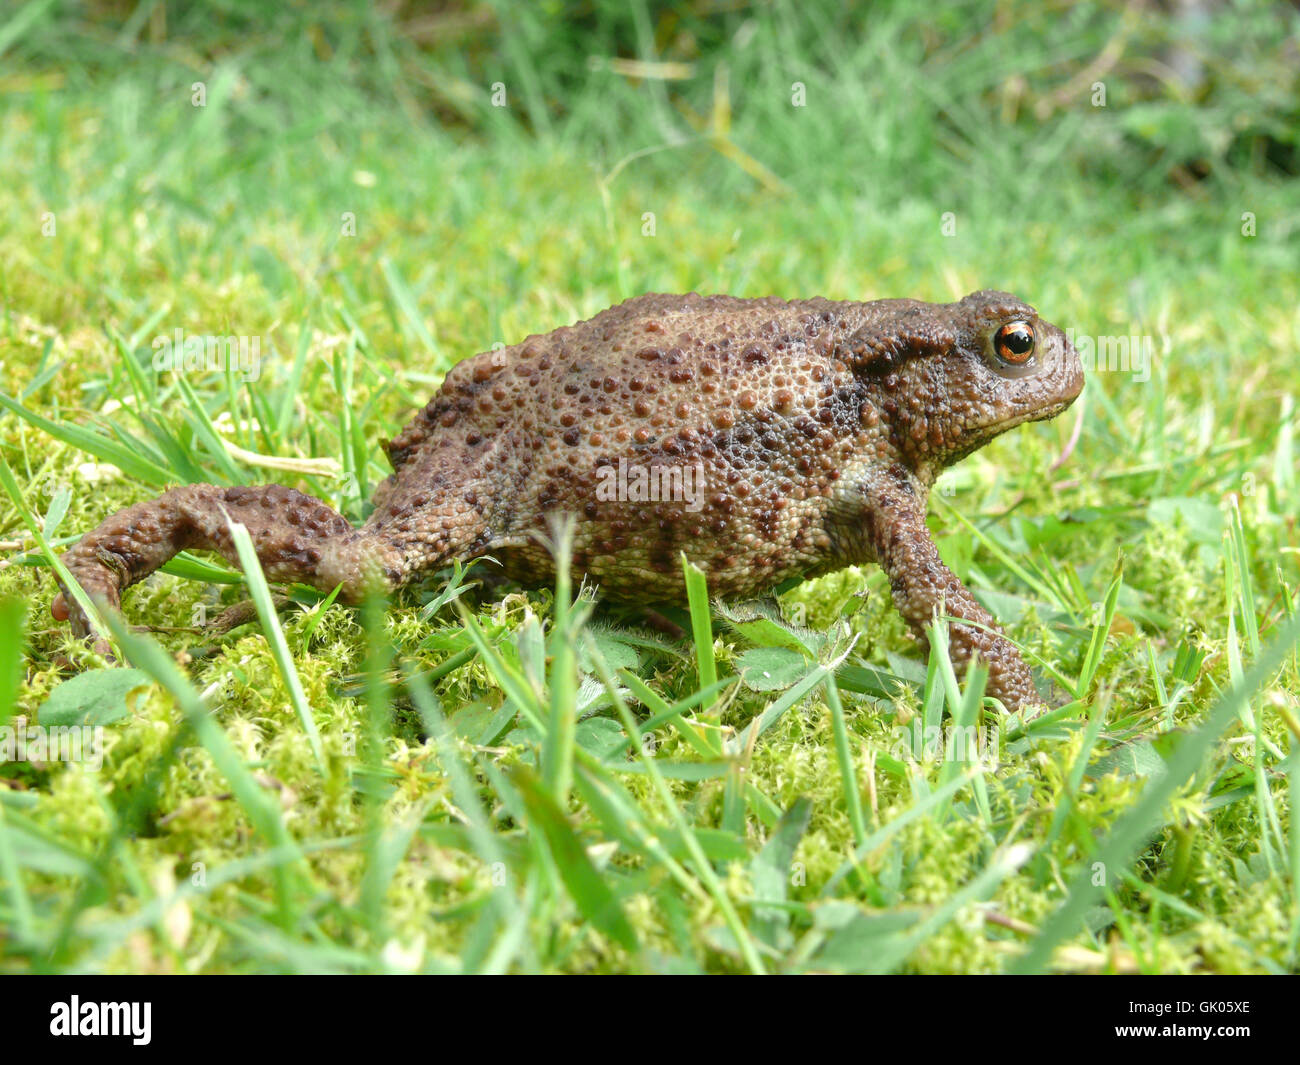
[1,0,1299,974]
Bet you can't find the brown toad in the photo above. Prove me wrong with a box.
[53,290,1083,710]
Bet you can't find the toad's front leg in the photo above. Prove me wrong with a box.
[859,466,1043,712]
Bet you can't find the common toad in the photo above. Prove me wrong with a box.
[53,290,1083,710]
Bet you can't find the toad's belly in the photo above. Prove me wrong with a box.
[484,492,851,601]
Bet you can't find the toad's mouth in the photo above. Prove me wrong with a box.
[1025,397,1078,423]
[973,396,1078,435]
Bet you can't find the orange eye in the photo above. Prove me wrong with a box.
[994,321,1035,364]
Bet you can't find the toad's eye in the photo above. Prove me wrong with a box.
[994,321,1035,364]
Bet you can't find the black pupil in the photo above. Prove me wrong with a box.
[1002,326,1032,355]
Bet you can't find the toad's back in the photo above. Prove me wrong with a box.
[370,292,899,596]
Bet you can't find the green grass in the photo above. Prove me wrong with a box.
[1,0,1298,973]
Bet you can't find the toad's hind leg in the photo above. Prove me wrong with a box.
[360,478,504,589]
[361,438,523,588]
[52,483,403,639]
